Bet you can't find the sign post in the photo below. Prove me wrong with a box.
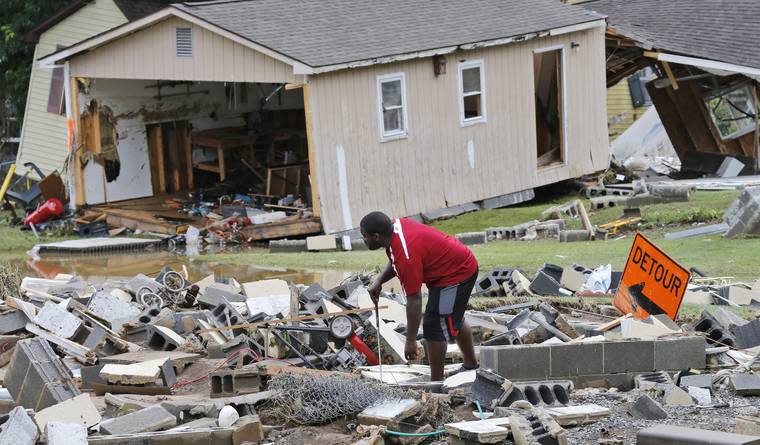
[613,232,690,320]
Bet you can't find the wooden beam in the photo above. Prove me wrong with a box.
[177,121,193,190]
[147,125,166,193]
[643,51,660,59]
[303,83,321,218]
[70,77,86,206]
[661,61,679,90]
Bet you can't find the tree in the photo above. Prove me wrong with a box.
[0,0,70,125]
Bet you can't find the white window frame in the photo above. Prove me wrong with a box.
[533,45,568,168]
[376,73,408,142]
[458,59,487,126]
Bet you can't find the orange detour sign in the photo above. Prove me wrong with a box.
[614,232,690,320]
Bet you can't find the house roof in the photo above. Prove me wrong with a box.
[113,0,169,21]
[582,0,760,70]
[24,0,167,43]
[171,0,603,68]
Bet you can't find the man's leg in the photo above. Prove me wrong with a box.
[427,340,448,381]
[454,322,478,369]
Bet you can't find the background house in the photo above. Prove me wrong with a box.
[584,0,760,175]
[40,0,610,234]
[16,0,166,176]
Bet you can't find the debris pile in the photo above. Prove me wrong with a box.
[1,263,760,444]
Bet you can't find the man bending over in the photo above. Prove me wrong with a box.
[360,211,479,381]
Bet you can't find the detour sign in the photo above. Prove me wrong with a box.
[613,232,690,320]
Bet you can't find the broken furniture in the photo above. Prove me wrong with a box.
[191,126,257,183]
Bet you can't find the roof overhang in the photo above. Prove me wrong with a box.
[38,6,315,75]
[653,53,760,81]
[310,19,606,74]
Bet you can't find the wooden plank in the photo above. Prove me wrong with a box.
[147,125,166,193]
[303,84,321,218]
[661,61,679,90]
[176,121,193,189]
[257,364,357,379]
[243,218,322,241]
[164,124,181,192]
[70,77,86,206]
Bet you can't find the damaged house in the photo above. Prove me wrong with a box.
[37,0,609,235]
[584,0,760,176]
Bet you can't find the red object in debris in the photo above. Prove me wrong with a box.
[24,198,63,226]
[348,332,379,366]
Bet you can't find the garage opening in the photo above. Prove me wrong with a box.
[534,48,564,167]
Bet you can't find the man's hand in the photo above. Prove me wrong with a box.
[404,338,418,361]
[368,280,382,305]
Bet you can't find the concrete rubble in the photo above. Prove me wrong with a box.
[0,262,759,444]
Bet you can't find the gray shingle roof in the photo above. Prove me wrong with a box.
[174,0,603,68]
[114,0,170,21]
[582,0,760,70]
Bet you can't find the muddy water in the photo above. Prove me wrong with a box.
[3,249,356,288]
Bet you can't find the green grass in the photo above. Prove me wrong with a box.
[0,214,73,253]
[431,190,739,234]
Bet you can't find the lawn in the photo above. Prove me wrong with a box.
[0,214,72,253]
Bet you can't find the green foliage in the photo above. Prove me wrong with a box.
[0,0,69,121]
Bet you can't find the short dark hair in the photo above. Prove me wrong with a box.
[360,211,393,237]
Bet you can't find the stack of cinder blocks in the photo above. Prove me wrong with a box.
[480,336,705,389]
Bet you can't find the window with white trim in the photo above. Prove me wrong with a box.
[458,60,486,125]
[377,73,407,140]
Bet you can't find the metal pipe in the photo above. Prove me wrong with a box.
[528,312,572,342]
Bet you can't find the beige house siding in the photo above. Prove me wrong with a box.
[17,0,128,175]
[70,17,299,84]
[308,27,609,233]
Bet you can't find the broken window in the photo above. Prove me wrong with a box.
[534,48,564,167]
[47,45,66,115]
[458,60,486,125]
[377,73,407,140]
[705,84,757,140]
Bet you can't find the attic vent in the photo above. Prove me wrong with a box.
[176,27,193,57]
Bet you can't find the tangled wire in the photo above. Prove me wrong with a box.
[267,373,407,425]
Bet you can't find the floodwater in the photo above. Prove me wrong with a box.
[3,248,357,289]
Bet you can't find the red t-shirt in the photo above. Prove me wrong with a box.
[386,218,478,295]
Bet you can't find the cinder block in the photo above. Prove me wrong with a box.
[146,325,185,351]
[589,195,629,210]
[634,371,674,390]
[679,373,713,391]
[480,345,551,380]
[306,235,337,251]
[87,291,141,331]
[99,405,177,435]
[474,276,504,297]
[0,406,38,445]
[509,407,567,445]
[628,394,667,420]
[550,343,604,377]
[573,372,635,390]
[467,368,508,409]
[210,366,261,398]
[0,310,29,334]
[47,422,87,445]
[603,340,655,373]
[455,232,487,246]
[724,187,760,239]
[198,287,247,307]
[80,364,106,389]
[210,301,247,338]
[4,338,80,411]
[654,336,706,371]
[732,374,760,396]
[694,312,736,347]
[559,230,592,243]
[32,301,83,339]
[734,319,760,349]
[503,380,573,407]
[717,157,745,178]
[637,424,760,445]
[560,265,590,292]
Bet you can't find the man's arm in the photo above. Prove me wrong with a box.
[368,261,396,303]
[404,292,422,360]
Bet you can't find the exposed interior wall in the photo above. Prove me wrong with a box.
[78,78,304,204]
[607,80,648,141]
[308,27,609,233]
[17,0,128,175]
[647,77,758,164]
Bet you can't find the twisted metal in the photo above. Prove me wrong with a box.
[267,373,406,424]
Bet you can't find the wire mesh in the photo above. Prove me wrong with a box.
[267,373,407,424]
